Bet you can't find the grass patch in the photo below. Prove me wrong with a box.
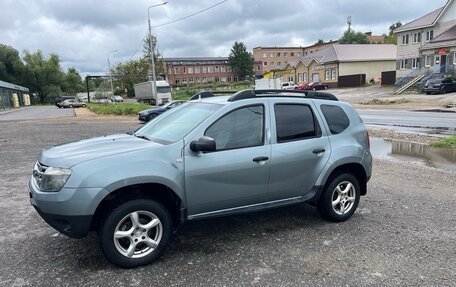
[87,103,151,116]
[430,135,456,149]
[361,98,411,105]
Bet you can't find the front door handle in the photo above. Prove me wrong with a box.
[253,156,269,163]
[312,148,326,154]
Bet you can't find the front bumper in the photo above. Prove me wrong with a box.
[424,86,441,93]
[28,178,109,238]
[138,114,148,122]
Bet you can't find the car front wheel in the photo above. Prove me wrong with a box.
[99,199,172,268]
[317,173,360,222]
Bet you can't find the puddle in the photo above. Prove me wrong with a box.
[370,137,456,172]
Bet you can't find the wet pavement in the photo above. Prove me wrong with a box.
[370,137,456,172]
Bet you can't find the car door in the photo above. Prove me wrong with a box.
[267,99,331,201]
[184,103,271,216]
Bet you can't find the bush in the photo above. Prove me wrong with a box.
[87,103,150,116]
[430,136,456,149]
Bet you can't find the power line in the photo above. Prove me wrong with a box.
[152,0,229,28]
[128,0,229,60]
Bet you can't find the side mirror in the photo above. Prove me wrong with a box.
[190,136,216,152]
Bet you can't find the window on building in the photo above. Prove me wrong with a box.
[270,52,274,57]
[202,66,207,73]
[189,77,194,83]
[277,52,281,57]
[400,59,408,70]
[263,53,267,58]
[425,55,433,67]
[402,34,409,45]
[264,62,267,66]
[257,65,261,71]
[270,62,274,66]
[298,73,302,82]
[304,73,308,82]
[331,69,336,80]
[413,32,421,43]
[324,70,330,80]
[183,67,186,74]
[227,76,232,82]
[426,30,434,42]
[291,52,295,57]
[412,58,420,69]
[227,67,232,72]
[202,77,207,82]
[277,62,281,66]
[208,66,214,73]
[274,104,320,143]
[194,66,200,73]
[215,66,220,73]
[195,77,200,82]
[168,68,172,75]
[221,66,226,72]
[221,77,226,82]
[188,67,193,74]
[284,52,288,57]
[174,67,179,74]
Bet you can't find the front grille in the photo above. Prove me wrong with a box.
[33,161,48,188]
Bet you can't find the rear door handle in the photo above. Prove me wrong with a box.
[312,148,326,154]
[253,156,269,163]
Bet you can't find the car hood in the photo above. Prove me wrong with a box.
[139,107,165,115]
[38,134,163,168]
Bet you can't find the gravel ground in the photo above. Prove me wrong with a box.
[367,129,442,145]
[0,117,455,287]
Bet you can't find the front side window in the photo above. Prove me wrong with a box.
[274,104,320,143]
[205,105,264,151]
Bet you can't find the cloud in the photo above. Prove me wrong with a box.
[0,0,447,75]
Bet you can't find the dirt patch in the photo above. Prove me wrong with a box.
[74,108,138,123]
[368,129,441,145]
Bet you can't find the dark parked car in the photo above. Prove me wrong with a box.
[57,99,86,108]
[424,77,456,94]
[138,100,186,122]
[297,82,329,91]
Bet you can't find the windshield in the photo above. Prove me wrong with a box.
[135,102,222,143]
[157,86,171,93]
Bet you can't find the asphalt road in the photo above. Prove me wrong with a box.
[358,109,456,135]
[0,117,455,287]
[0,106,75,121]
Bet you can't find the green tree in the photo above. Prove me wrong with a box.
[384,21,402,44]
[315,39,325,46]
[113,58,150,97]
[228,41,254,81]
[339,30,370,44]
[62,67,84,96]
[0,44,25,84]
[22,50,64,103]
[142,34,165,77]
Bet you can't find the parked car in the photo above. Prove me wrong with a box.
[297,82,329,91]
[57,99,86,108]
[55,96,77,107]
[138,100,186,122]
[424,77,456,94]
[111,95,124,102]
[281,82,297,90]
[29,89,372,268]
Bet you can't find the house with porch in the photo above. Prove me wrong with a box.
[393,0,456,90]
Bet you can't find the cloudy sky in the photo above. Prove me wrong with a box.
[0,0,447,76]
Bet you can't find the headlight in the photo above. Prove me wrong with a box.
[33,162,72,192]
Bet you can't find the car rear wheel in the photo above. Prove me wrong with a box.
[317,173,360,222]
[440,86,447,94]
[99,199,172,268]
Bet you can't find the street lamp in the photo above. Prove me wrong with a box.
[148,2,167,106]
[107,50,117,100]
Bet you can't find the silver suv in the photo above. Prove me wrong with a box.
[29,90,372,268]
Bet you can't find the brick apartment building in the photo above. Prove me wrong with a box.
[252,40,338,76]
[164,57,239,85]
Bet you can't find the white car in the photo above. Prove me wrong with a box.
[111,95,124,102]
[281,82,297,90]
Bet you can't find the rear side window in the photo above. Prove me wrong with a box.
[274,104,320,143]
[320,105,350,134]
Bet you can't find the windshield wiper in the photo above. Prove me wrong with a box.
[133,132,150,141]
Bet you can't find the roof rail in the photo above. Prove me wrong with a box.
[188,90,237,101]
[227,89,338,102]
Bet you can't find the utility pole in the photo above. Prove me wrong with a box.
[107,50,117,99]
[148,2,167,107]
[347,16,352,32]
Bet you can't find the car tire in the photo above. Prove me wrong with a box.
[69,105,73,108]
[317,173,360,222]
[426,92,431,95]
[324,86,328,90]
[99,199,172,268]
[82,104,86,108]
[148,113,158,121]
[440,86,447,94]
[312,88,316,91]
